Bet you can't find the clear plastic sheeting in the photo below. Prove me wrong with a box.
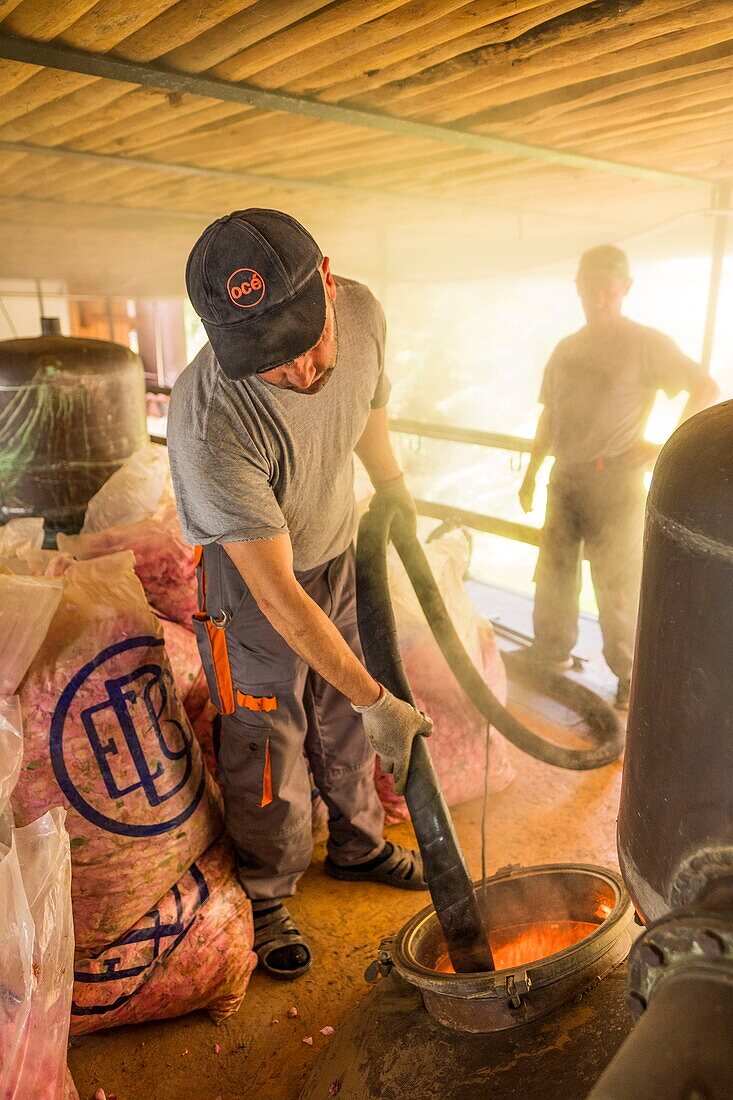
[0,517,44,557]
[59,445,198,627]
[0,697,22,846]
[81,443,171,533]
[0,571,63,695]
[0,805,75,1100]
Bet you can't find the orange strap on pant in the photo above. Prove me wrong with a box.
[192,547,236,715]
[261,739,273,808]
[236,690,277,712]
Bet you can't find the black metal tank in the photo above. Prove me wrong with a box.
[0,335,147,535]
[618,400,733,921]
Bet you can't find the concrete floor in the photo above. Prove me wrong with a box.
[68,590,625,1100]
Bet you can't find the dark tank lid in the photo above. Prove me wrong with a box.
[0,334,141,383]
[650,399,733,547]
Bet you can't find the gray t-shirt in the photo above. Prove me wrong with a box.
[539,318,705,464]
[167,276,389,571]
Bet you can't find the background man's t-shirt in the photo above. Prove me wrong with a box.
[539,318,705,464]
[167,276,389,572]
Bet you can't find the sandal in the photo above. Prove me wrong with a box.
[252,900,313,981]
[324,841,428,891]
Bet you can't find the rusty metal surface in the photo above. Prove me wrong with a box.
[300,963,634,1100]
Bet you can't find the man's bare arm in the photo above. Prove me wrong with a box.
[519,406,552,513]
[223,534,380,706]
[679,372,719,424]
[354,405,402,485]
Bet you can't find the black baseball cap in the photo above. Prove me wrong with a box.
[185,209,326,379]
[577,245,630,281]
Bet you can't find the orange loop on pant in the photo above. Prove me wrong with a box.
[205,617,235,715]
[261,739,273,808]
[236,690,277,712]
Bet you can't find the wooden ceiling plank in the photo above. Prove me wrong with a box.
[361,0,715,118]
[251,0,474,91]
[211,0,417,81]
[2,86,175,149]
[0,56,40,94]
[287,144,475,184]
[413,5,733,122]
[88,103,254,157]
[55,0,181,53]
[581,113,733,158]
[249,131,464,176]
[0,78,135,143]
[71,94,247,155]
[160,1,334,74]
[499,74,733,146]
[0,0,100,41]
[40,87,245,154]
[15,160,137,202]
[0,67,95,128]
[522,72,733,137]
[0,148,42,186]
[28,164,165,204]
[311,0,586,103]
[0,0,26,19]
[112,0,260,64]
[117,108,344,161]
[421,13,733,121]
[537,96,733,155]
[0,148,26,175]
[467,42,733,129]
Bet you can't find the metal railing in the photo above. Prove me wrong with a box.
[146,390,541,550]
[388,419,541,549]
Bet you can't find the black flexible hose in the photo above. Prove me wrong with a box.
[356,502,495,973]
[385,510,623,771]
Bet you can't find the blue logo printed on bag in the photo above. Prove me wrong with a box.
[72,862,210,1016]
[51,636,205,837]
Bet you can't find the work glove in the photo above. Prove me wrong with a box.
[353,687,433,795]
[373,474,417,535]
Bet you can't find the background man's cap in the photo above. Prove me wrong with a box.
[577,244,630,281]
[185,209,325,379]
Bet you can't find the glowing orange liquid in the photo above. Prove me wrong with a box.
[433,919,599,974]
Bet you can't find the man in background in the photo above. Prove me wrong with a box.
[519,245,719,708]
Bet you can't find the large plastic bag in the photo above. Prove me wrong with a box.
[81,443,171,532]
[71,838,256,1034]
[0,517,44,557]
[0,573,63,695]
[0,807,75,1100]
[159,618,218,776]
[12,551,223,953]
[0,697,23,846]
[58,444,198,627]
[375,529,515,822]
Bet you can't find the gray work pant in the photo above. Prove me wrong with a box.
[198,543,384,901]
[533,462,646,683]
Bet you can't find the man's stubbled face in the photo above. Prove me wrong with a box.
[259,268,338,394]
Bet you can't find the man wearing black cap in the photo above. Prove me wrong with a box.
[167,209,432,981]
[519,244,718,708]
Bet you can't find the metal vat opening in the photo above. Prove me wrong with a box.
[391,864,634,1033]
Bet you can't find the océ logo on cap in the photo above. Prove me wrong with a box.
[227,268,266,308]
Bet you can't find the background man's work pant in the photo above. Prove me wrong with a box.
[532,461,646,683]
[203,543,385,901]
